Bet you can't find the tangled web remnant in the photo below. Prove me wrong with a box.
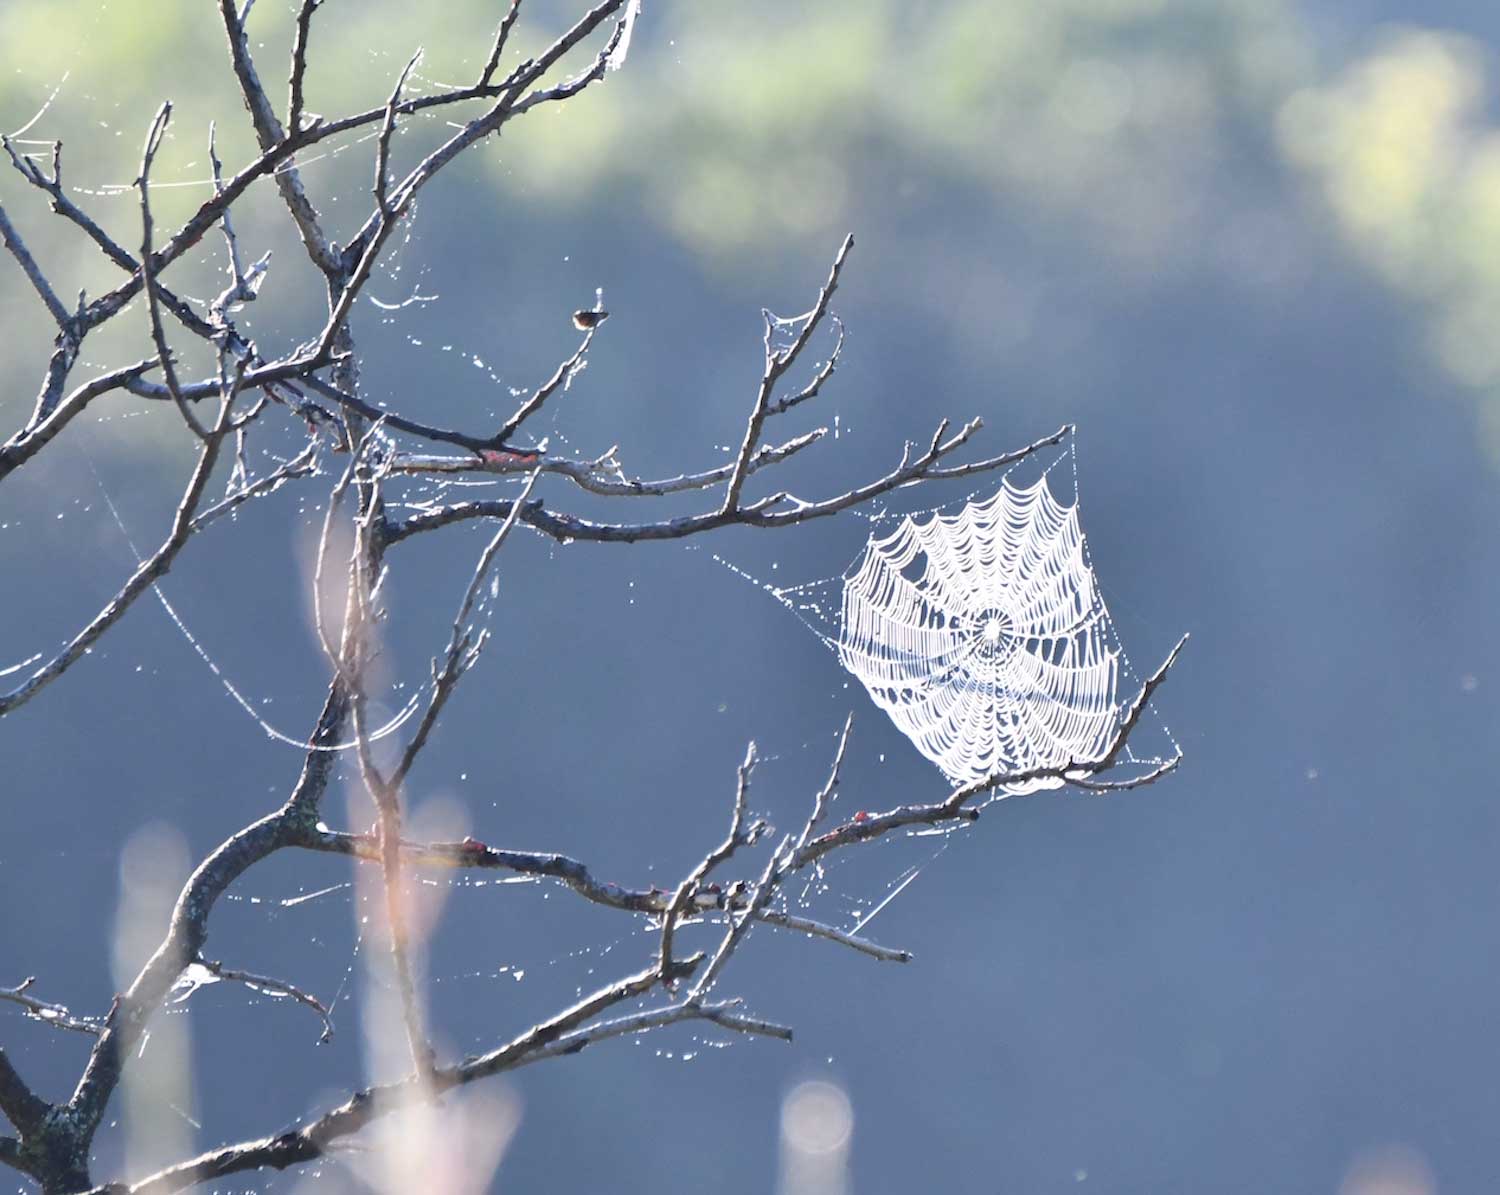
[838,477,1119,793]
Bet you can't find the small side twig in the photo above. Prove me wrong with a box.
[193,959,332,1044]
[479,0,524,88]
[287,0,322,135]
[0,198,70,328]
[0,977,101,1036]
[660,743,764,980]
[495,317,602,443]
[722,233,853,514]
[137,102,209,441]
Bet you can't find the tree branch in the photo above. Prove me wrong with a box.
[392,428,825,495]
[0,360,157,483]
[723,233,852,514]
[218,0,339,274]
[494,321,601,443]
[0,197,69,327]
[0,1049,48,1137]
[1,977,101,1036]
[384,421,1072,545]
[660,743,763,979]
[287,0,322,135]
[191,959,332,1044]
[0,385,241,717]
[136,102,211,441]
[792,635,1191,871]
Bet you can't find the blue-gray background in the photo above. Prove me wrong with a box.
[3,1,1500,1191]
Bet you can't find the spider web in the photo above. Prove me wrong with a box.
[839,475,1117,793]
[715,435,1177,795]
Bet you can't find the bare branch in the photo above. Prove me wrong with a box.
[301,827,669,914]
[206,123,266,323]
[287,0,322,135]
[299,827,908,966]
[1085,632,1190,774]
[395,428,824,494]
[758,911,911,963]
[373,51,422,215]
[56,2,621,331]
[86,954,724,1195]
[0,1134,35,1178]
[3,137,335,449]
[385,421,1071,545]
[495,320,601,443]
[273,374,532,456]
[0,360,157,483]
[0,6,1187,1190]
[509,998,793,1070]
[765,316,843,418]
[193,959,332,1043]
[661,743,762,978]
[341,460,432,1077]
[389,468,542,790]
[0,1049,48,1136]
[1,977,101,1036]
[217,0,339,274]
[723,233,853,514]
[797,712,854,854]
[510,5,632,115]
[792,635,1192,872]
[42,677,351,1187]
[1070,751,1183,792]
[188,437,321,534]
[479,0,524,88]
[338,0,627,269]
[0,388,239,717]
[0,197,69,327]
[688,834,792,1003]
[137,102,210,441]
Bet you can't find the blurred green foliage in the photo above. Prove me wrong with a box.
[1278,27,1500,450]
[5,1,1500,451]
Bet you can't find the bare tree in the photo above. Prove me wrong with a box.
[0,4,1183,1192]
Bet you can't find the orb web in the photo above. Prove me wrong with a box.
[836,476,1119,793]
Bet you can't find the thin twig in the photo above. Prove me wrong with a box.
[0,385,239,717]
[385,420,1068,545]
[660,743,761,979]
[392,429,825,496]
[0,198,69,327]
[723,234,853,514]
[287,0,322,135]
[188,438,320,534]
[218,0,339,274]
[0,360,157,482]
[137,102,210,441]
[495,321,600,443]
[479,0,524,88]
[194,959,333,1043]
[389,468,542,791]
[755,911,911,963]
[0,977,101,1036]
